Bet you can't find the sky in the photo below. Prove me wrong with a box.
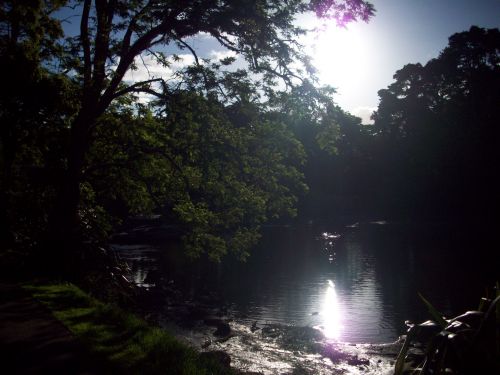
[58,0,500,123]
[304,0,500,123]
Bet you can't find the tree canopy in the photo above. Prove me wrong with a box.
[291,26,500,223]
[0,0,375,267]
[368,26,500,219]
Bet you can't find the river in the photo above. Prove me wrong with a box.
[112,220,498,373]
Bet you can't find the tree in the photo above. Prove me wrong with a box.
[266,82,370,221]
[85,82,307,261]
[0,0,71,250]
[42,0,374,256]
[371,26,500,219]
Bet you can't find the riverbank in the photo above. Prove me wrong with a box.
[1,282,236,374]
[0,283,101,374]
[0,280,400,374]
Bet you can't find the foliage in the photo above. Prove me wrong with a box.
[271,83,373,221]
[0,0,375,266]
[0,1,76,250]
[87,88,307,261]
[340,26,500,221]
[24,282,235,374]
[395,285,500,375]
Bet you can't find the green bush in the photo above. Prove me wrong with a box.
[395,284,500,374]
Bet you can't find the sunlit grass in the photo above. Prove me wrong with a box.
[23,283,233,375]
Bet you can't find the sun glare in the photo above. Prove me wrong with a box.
[321,280,343,340]
[306,25,369,94]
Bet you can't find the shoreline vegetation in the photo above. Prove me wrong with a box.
[23,282,236,375]
[21,281,400,374]
[15,279,499,374]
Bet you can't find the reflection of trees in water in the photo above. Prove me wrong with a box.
[116,224,497,343]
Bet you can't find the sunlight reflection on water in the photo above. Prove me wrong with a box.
[320,280,344,339]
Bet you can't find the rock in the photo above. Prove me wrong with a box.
[201,338,212,349]
[199,350,231,368]
[251,321,259,332]
[204,317,232,337]
[261,324,280,338]
[347,356,370,366]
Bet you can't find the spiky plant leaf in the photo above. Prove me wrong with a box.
[418,293,448,328]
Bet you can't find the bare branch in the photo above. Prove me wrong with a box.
[174,37,229,100]
[139,54,152,77]
[100,17,175,110]
[120,0,154,59]
[80,0,92,88]
[112,78,164,100]
[210,30,244,54]
[175,38,201,66]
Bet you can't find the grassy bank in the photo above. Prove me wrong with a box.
[24,283,233,375]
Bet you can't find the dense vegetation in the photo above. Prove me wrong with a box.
[1,1,498,275]
[0,0,375,274]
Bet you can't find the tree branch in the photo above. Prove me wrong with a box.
[93,0,115,93]
[174,37,230,100]
[111,78,165,100]
[80,0,92,89]
[120,0,154,59]
[100,16,176,111]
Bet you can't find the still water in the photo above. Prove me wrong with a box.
[115,221,498,344]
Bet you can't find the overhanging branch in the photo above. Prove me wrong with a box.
[112,78,165,100]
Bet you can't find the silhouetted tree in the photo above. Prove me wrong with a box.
[0,0,72,251]
[371,26,500,220]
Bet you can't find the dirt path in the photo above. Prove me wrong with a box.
[0,284,99,374]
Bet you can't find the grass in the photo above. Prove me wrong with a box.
[23,282,234,375]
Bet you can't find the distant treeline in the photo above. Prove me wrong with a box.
[300,26,500,224]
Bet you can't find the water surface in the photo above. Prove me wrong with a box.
[114,221,498,344]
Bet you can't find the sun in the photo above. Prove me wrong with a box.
[305,24,369,93]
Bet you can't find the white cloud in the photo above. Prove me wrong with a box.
[196,31,212,40]
[170,53,197,69]
[209,49,237,61]
[123,54,170,82]
[351,106,376,125]
[119,53,198,103]
[122,53,196,83]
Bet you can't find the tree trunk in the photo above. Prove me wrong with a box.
[0,121,19,250]
[45,109,95,274]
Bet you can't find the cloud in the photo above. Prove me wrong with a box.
[193,31,212,40]
[171,53,197,69]
[209,49,237,61]
[351,106,376,125]
[120,53,197,103]
[122,53,196,83]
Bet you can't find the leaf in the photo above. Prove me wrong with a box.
[418,293,447,328]
[394,325,418,375]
